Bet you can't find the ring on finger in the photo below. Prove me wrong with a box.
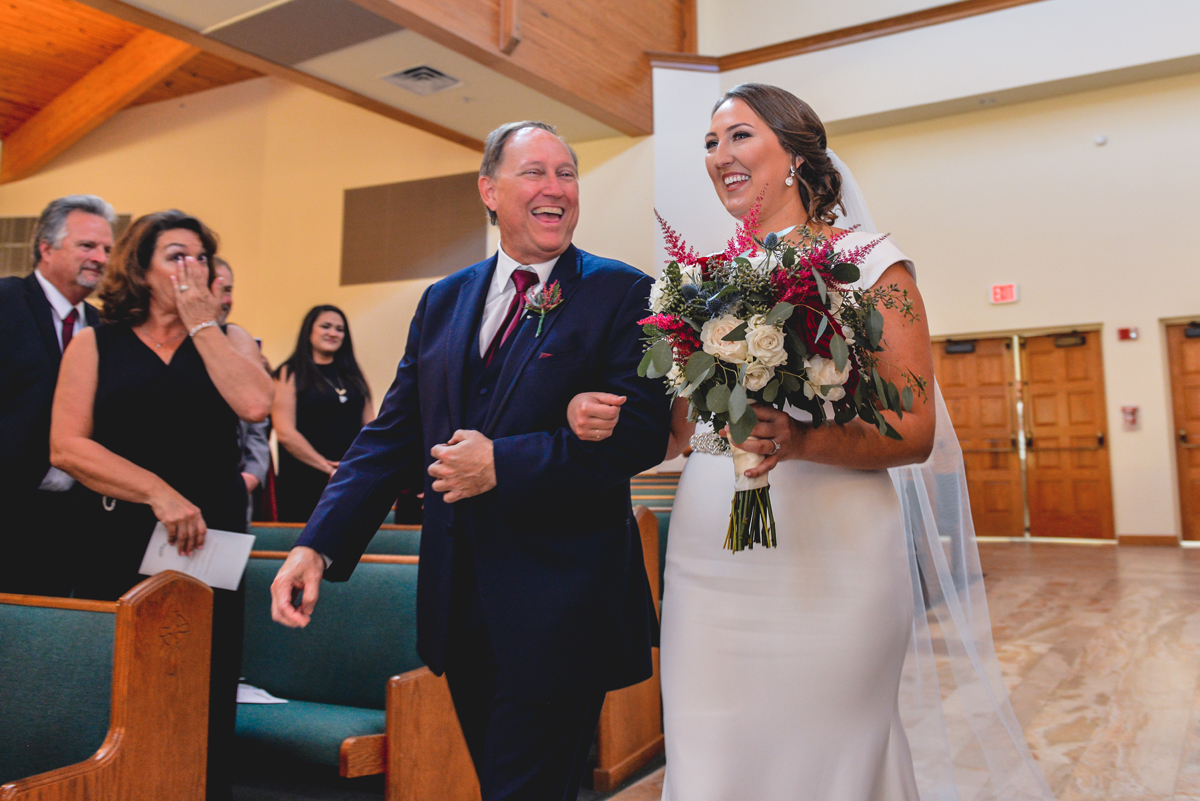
[769,439,781,455]
[179,284,190,291]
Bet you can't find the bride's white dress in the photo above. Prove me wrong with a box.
[661,233,924,800]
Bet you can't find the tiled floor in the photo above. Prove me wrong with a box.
[611,542,1200,801]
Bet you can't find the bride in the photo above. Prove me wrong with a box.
[568,83,1055,800]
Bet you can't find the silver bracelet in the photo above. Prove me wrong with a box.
[188,319,218,337]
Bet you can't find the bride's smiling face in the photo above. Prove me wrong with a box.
[705,98,799,223]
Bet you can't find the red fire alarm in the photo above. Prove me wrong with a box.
[990,284,1018,304]
[1121,405,1139,430]
[1117,327,1139,341]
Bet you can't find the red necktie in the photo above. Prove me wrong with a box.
[483,268,539,367]
[61,308,79,352]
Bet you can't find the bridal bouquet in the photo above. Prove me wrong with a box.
[638,207,924,552]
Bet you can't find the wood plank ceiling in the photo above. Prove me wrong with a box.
[0,0,260,159]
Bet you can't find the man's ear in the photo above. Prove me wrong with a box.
[478,175,498,214]
[37,240,54,263]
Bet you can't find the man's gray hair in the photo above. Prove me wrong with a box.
[213,256,233,278]
[479,121,578,225]
[32,195,117,266]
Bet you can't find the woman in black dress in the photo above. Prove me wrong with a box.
[271,305,373,523]
[50,210,273,801]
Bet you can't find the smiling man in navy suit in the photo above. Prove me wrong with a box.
[271,121,670,800]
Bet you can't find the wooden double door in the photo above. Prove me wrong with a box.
[934,333,1114,539]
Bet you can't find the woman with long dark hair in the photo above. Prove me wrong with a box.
[272,305,373,522]
[51,209,273,801]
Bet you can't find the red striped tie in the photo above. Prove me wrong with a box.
[61,308,78,352]
[484,268,539,367]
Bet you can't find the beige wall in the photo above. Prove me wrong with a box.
[828,71,1200,538]
[0,77,656,404]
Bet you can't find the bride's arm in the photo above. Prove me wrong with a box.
[740,263,936,478]
[567,394,694,459]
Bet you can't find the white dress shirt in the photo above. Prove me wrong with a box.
[34,269,89,492]
[477,244,557,356]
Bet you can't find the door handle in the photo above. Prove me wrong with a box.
[962,436,1019,454]
[1181,430,1200,449]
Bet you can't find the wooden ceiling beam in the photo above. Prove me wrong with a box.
[71,0,485,152]
[0,29,198,184]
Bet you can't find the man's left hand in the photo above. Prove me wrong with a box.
[429,430,496,503]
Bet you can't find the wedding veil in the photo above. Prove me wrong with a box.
[828,149,1056,800]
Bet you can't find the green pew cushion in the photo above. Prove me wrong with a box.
[0,605,114,784]
[241,559,422,710]
[235,700,386,767]
[249,525,421,556]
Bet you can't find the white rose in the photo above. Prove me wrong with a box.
[679,265,702,287]
[648,279,666,312]
[743,361,775,391]
[745,318,788,367]
[803,354,851,402]
[701,314,748,364]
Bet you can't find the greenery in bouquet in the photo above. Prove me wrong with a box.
[638,207,926,551]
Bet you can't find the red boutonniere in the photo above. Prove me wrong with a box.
[523,281,562,336]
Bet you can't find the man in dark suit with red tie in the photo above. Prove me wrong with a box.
[270,122,670,800]
[0,195,114,596]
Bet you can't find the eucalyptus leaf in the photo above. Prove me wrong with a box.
[650,339,673,377]
[729,409,758,444]
[902,385,914,412]
[722,322,749,342]
[834,404,857,424]
[815,314,829,342]
[785,328,807,359]
[763,379,780,403]
[782,247,796,269]
[866,307,884,350]
[830,333,849,372]
[764,302,795,326]
[685,351,715,383]
[643,324,660,336]
[637,348,655,378]
[707,383,731,413]
[872,368,887,402]
[780,372,801,395]
[830,262,860,283]
[886,380,901,410]
[811,267,827,304]
[729,383,748,422]
[734,257,751,269]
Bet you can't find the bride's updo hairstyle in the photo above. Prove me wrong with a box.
[714,83,843,226]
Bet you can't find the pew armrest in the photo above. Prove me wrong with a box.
[340,734,386,778]
[0,572,213,801]
[385,667,480,801]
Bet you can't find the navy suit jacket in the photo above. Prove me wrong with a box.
[296,244,671,696]
[0,273,100,497]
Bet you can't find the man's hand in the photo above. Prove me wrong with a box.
[428,430,496,503]
[270,546,325,628]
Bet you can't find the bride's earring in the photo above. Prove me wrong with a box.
[785,164,796,187]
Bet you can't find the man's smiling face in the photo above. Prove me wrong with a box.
[479,127,579,265]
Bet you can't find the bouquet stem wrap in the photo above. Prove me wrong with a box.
[727,441,776,552]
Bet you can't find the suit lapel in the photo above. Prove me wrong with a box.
[83,302,100,327]
[443,258,495,431]
[24,273,62,366]
[482,245,582,435]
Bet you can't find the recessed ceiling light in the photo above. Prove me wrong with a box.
[382,65,463,96]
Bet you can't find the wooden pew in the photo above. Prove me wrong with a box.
[592,505,665,792]
[0,571,213,801]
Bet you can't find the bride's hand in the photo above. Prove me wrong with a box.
[739,405,804,479]
[567,392,626,442]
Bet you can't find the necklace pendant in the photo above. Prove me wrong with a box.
[338,394,347,403]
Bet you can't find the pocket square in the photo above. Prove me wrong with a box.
[539,352,554,359]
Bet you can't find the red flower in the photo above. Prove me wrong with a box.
[639,313,701,360]
[656,211,702,268]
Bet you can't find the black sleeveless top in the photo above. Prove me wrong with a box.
[77,324,248,598]
[275,361,366,522]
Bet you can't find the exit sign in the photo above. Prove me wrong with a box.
[991,284,1019,304]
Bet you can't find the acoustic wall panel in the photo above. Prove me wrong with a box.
[340,172,487,285]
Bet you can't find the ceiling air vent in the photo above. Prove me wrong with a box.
[382,65,462,96]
